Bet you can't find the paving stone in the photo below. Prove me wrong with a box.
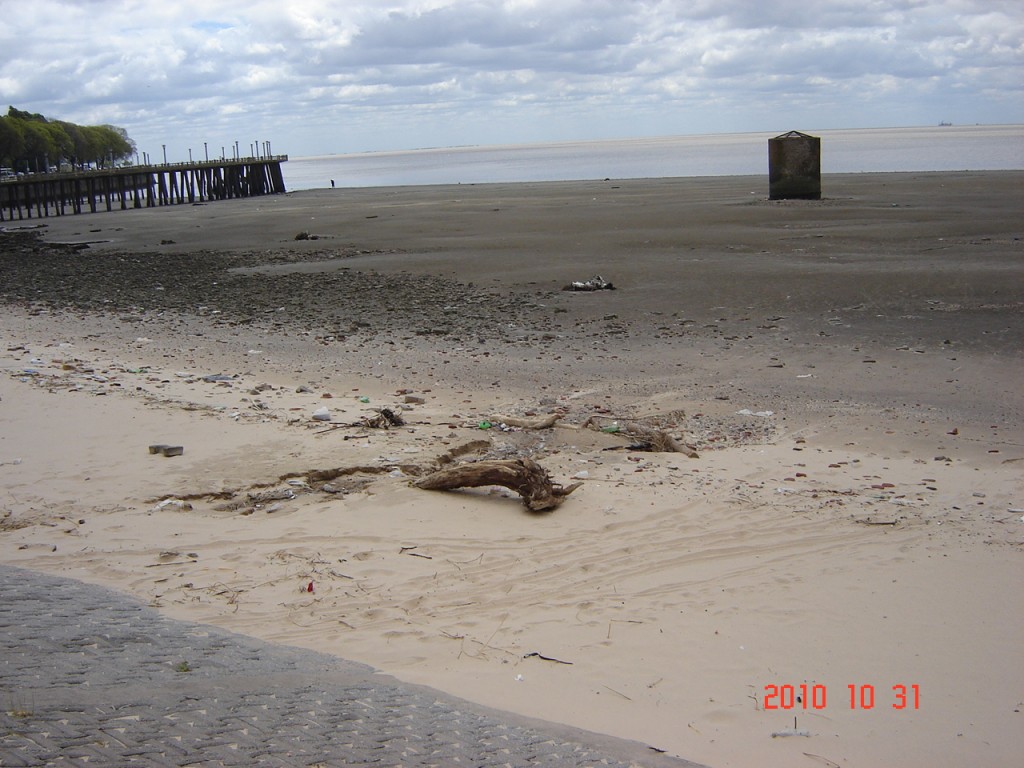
[0,564,705,767]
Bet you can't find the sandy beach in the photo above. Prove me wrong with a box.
[1,171,1022,767]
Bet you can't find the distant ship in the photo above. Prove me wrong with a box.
[938,121,953,126]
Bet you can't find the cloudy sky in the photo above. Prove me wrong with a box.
[1,0,1021,160]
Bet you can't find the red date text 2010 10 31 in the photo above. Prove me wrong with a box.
[763,684,920,710]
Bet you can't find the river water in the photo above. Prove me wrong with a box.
[283,124,1023,191]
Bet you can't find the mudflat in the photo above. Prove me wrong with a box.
[1,171,1022,768]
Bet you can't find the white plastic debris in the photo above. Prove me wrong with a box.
[563,275,615,291]
[312,406,331,421]
[151,499,193,513]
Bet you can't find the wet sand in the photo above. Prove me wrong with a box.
[1,171,1022,767]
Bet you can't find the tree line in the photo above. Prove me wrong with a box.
[0,106,136,175]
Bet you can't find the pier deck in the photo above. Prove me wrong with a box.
[0,156,287,221]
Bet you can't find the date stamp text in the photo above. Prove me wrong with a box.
[763,684,920,710]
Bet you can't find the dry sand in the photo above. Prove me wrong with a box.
[1,172,1022,767]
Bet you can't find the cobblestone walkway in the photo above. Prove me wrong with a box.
[0,565,703,767]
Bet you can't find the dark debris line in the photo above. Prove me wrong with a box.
[0,230,553,342]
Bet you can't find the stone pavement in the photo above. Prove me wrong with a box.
[0,565,706,767]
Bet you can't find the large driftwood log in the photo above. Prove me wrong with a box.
[414,458,581,512]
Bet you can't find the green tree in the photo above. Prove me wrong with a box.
[78,125,107,165]
[7,106,47,122]
[0,116,26,168]
[42,122,73,166]
[97,124,135,164]
[55,120,87,165]
[20,121,54,171]
[3,106,136,171]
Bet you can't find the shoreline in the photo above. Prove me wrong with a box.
[1,170,1022,767]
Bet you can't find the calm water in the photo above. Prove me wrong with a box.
[283,125,1024,191]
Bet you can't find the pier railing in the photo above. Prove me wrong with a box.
[0,156,288,221]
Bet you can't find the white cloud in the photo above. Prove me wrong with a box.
[0,0,1020,157]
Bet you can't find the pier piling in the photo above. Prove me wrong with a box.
[0,156,288,222]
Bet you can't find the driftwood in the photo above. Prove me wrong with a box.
[619,421,699,457]
[435,439,491,466]
[491,413,560,430]
[361,407,405,429]
[313,407,405,435]
[581,415,699,458]
[414,458,582,512]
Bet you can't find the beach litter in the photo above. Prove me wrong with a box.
[489,413,560,430]
[360,408,405,429]
[562,275,616,291]
[772,717,811,738]
[523,651,573,665]
[150,498,193,512]
[581,413,699,457]
[148,444,184,457]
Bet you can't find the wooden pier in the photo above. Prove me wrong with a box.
[0,156,287,222]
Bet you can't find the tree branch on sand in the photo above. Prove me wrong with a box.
[490,413,560,429]
[580,415,699,458]
[413,458,581,512]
